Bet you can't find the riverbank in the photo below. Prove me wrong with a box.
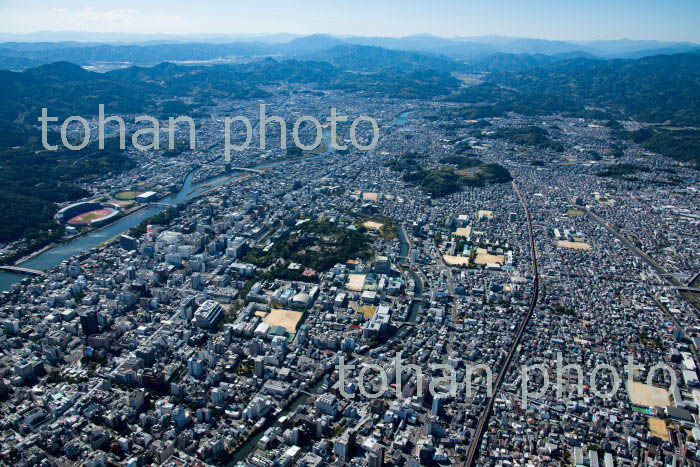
[18,204,148,265]
[0,201,148,271]
[11,242,57,265]
[193,173,255,199]
[0,169,252,291]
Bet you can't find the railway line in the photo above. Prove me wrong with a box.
[464,181,540,467]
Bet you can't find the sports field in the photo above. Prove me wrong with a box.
[557,240,592,250]
[363,221,384,230]
[262,308,304,333]
[454,226,472,238]
[114,191,143,200]
[347,273,366,291]
[477,209,494,220]
[443,255,470,266]
[648,417,670,441]
[475,253,505,265]
[627,381,672,407]
[67,208,117,226]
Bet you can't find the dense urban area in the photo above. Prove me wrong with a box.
[0,34,699,467]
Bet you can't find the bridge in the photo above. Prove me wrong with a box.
[148,202,178,208]
[200,163,264,175]
[688,270,700,287]
[232,167,264,174]
[672,286,700,293]
[0,266,46,277]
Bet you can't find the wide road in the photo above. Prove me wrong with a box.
[464,181,540,467]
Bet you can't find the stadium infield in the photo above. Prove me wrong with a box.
[67,208,118,226]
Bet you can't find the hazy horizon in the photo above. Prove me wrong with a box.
[0,30,698,46]
[1,0,699,43]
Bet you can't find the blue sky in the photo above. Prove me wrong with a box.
[1,0,698,42]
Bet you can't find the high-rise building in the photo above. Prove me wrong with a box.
[368,443,385,467]
[79,310,99,337]
[375,256,391,274]
[254,356,265,378]
[315,393,339,416]
[146,224,157,243]
[69,261,81,278]
[191,272,204,290]
[432,395,443,416]
[335,431,354,458]
[187,358,204,379]
[249,338,265,356]
[120,235,138,251]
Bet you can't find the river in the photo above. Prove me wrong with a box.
[394,110,413,126]
[0,109,414,292]
[0,169,253,291]
[226,378,326,466]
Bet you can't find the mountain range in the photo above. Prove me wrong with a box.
[0,33,699,71]
[1,44,700,127]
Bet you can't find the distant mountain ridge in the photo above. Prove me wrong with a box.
[312,44,464,73]
[0,34,698,71]
[0,57,462,125]
[470,51,596,72]
[2,46,699,127]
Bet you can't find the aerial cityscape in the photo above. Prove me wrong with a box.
[0,1,699,466]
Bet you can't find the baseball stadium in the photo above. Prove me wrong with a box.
[55,202,121,227]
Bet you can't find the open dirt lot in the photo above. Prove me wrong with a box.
[454,226,472,238]
[473,248,504,265]
[262,309,304,333]
[557,240,592,250]
[443,255,470,266]
[475,253,505,265]
[347,273,367,291]
[477,209,494,220]
[627,381,672,407]
[363,221,384,230]
[648,417,670,441]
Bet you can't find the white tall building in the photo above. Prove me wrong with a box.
[193,300,224,329]
[315,393,339,416]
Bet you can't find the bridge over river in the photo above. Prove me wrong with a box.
[0,266,46,277]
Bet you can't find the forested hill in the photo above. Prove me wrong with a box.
[487,53,700,126]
